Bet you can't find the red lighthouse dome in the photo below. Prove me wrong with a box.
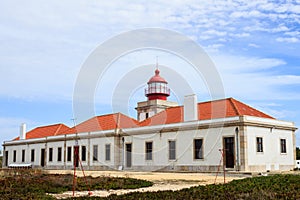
[145,69,170,100]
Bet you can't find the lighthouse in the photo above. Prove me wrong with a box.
[145,69,170,100]
[136,67,178,121]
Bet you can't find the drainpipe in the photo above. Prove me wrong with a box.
[122,137,125,170]
[235,127,240,171]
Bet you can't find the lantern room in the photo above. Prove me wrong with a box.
[145,69,170,100]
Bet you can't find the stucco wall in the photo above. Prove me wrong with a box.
[246,126,294,171]
[122,126,238,171]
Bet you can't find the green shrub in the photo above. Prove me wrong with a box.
[70,174,300,200]
[0,169,153,199]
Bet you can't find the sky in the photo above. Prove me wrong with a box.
[1,0,300,149]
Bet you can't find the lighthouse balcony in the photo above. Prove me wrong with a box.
[145,87,170,96]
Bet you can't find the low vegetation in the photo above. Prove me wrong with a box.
[71,174,300,200]
[0,169,153,199]
[1,169,300,199]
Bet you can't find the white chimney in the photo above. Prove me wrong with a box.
[184,94,198,121]
[20,123,26,140]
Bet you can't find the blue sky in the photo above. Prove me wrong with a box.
[1,0,300,149]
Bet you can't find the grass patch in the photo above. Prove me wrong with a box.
[0,169,153,200]
[70,174,300,199]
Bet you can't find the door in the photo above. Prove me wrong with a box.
[125,143,132,168]
[74,146,79,168]
[224,137,235,168]
[41,149,45,167]
[4,151,8,167]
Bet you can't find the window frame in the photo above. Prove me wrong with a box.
[31,149,35,162]
[67,146,72,162]
[49,147,53,162]
[256,137,263,153]
[81,146,86,162]
[57,147,62,162]
[194,138,204,160]
[168,140,176,160]
[21,149,25,163]
[280,139,287,154]
[105,144,111,161]
[145,141,153,161]
[13,150,17,162]
[93,145,98,161]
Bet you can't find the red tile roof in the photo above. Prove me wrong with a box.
[139,98,274,126]
[14,124,70,140]
[12,98,274,140]
[61,113,139,134]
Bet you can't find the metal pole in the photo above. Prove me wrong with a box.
[222,149,226,183]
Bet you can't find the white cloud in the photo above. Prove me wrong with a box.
[248,43,260,48]
[0,117,39,145]
[230,32,250,38]
[208,53,300,102]
[284,31,300,36]
[212,54,286,73]
[204,44,224,53]
[276,37,300,43]
[0,0,300,147]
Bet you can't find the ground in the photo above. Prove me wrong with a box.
[47,170,249,199]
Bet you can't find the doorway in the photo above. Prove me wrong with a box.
[74,146,79,168]
[4,151,8,167]
[125,143,132,168]
[224,137,235,168]
[41,149,45,167]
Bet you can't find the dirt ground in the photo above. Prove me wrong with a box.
[47,170,249,199]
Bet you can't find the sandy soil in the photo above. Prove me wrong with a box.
[47,170,248,199]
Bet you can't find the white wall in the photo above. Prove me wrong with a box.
[246,126,294,171]
[89,137,115,168]
[123,126,238,169]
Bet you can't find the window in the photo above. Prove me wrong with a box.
[67,147,72,162]
[13,150,16,162]
[145,142,153,160]
[145,113,149,119]
[169,141,176,160]
[93,145,98,161]
[105,144,111,161]
[81,146,86,162]
[280,139,287,153]
[49,148,53,162]
[22,150,25,162]
[194,139,203,159]
[31,149,35,162]
[57,147,62,162]
[256,137,263,152]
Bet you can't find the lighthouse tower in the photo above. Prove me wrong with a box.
[136,67,178,121]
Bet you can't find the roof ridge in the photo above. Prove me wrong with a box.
[232,98,274,119]
[197,98,229,105]
[117,112,139,122]
[229,97,241,116]
[53,124,63,136]
[116,112,121,129]
[25,123,63,134]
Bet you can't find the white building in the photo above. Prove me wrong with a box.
[2,69,297,172]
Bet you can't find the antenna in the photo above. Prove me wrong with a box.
[70,117,92,197]
[71,118,77,127]
[71,118,78,145]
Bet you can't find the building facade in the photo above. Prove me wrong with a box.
[2,69,297,172]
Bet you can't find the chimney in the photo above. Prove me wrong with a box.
[20,123,26,140]
[184,94,198,121]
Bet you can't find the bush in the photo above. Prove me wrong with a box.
[70,174,300,200]
[0,169,153,200]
